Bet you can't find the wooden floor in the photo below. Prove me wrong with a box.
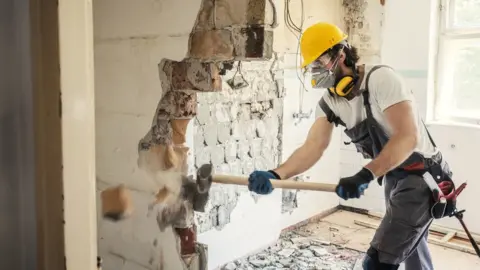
[294,210,480,270]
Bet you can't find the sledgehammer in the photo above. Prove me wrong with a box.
[211,174,337,192]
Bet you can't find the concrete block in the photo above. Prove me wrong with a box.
[245,120,257,140]
[204,124,218,146]
[214,103,231,123]
[160,59,222,92]
[194,126,206,147]
[229,102,240,121]
[231,121,246,141]
[188,27,273,61]
[261,136,273,157]
[264,116,279,137]
[249,138,263,158]
[215,163,231,174]
[217,122,231,144]
[255,119,267,138]
[211,145,226,166]
[242,157,255,175]
[238,104,252,120]
[224,141,237,163]
[196,104,211,125]
[237,140,250,160]
[195,146,211,168]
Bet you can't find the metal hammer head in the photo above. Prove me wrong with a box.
[154,165,214,230]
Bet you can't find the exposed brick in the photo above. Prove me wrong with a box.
[175,227,197,255]
[160,59,222,92]
[232,27,273,60]
[215,0,267,28]
[188,27,273,61]
[189,30,234,61]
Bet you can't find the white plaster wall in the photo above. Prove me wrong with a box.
[340,0,480,234]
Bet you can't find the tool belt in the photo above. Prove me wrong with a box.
[402,153,480,257]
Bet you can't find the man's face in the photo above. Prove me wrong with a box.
[307,49,344,89]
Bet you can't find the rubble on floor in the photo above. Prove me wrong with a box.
[221,231,364,270]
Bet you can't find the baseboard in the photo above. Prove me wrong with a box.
[281,205,340,233]
[337,204,371,215]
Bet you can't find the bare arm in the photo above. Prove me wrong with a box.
[364,100,419,177]
[273,117,334,179]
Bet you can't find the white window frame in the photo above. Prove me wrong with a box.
[434,0,480,125]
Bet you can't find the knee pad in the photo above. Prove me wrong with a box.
[362,247,400,270]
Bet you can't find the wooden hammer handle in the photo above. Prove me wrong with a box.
[212,174,337,192]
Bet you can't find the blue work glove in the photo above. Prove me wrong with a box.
[248,170,281,195]
[335,168,375,200]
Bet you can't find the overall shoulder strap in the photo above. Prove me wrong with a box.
[362,65,392,117]
[363,65,437,148]
[318,98,346,127]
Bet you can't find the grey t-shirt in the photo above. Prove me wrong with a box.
[315,65,437,157]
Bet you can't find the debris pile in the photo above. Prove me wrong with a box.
[221,231,363,270]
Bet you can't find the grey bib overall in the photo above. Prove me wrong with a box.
[319,65,455,269]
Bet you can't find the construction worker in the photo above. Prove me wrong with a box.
[247,22,456,270]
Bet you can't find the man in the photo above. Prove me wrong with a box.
[247,22,455,270]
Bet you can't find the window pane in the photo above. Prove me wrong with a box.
[452,0,480,27]
[451,46,480,112]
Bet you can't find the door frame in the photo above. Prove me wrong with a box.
[31,0,97,269]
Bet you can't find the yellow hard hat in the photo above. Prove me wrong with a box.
[300,22,348,69]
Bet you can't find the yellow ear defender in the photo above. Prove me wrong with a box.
[327,75,357,97]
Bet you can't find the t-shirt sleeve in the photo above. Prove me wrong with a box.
[368,67,414,111]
